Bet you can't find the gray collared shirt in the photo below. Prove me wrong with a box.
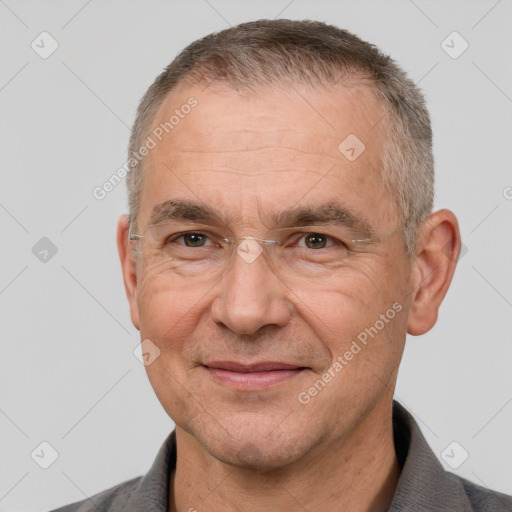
[50,401,512,511]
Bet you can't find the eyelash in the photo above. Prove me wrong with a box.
[167,231,346,249]
[169,232,217,247]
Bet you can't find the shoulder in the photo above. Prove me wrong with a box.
[454,474,512,512]
[48,431,176,512]
[48,476,143,512]
[391,401,512,511]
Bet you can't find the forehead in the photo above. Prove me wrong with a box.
[139,80,396,229]
[151,79,384,153]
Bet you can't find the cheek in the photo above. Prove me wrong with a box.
[291,266,392,326]
[144,361,199,429]
[136,275,210,424]
[290,263,406,362]
[135,271,210,351]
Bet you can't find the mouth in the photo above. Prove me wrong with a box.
[203,361,308,390]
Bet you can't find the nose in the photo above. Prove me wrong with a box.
[210,243,292,335]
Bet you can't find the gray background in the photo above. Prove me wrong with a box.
[1,0,511,510]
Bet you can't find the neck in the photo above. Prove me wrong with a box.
[170,400,400,512]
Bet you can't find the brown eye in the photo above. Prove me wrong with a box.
[304,233,327,249]
[181,233,207,247]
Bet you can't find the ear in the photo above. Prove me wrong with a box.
[407,209,461,336]
[117,214,140,331]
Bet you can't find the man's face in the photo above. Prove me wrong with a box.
[127,81,414,468]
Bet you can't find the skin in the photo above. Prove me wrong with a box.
[117,79,461,511]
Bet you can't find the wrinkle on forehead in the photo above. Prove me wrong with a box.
[149,81,386,152]
[176,145,344,160]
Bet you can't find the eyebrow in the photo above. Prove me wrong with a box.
[149,200,233,227]
[269,202,376,239]
[148,199,376,239]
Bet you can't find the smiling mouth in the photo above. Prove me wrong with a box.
[203,361,308,390]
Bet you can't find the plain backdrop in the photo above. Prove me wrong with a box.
[1,0,511,510]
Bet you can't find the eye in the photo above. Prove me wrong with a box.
[297,233,337,249]
[172,232,214,247]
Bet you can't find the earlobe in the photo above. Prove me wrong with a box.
[406,209,461,336]
[116,215,140,330]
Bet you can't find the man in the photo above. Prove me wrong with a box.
[53,19,512,512]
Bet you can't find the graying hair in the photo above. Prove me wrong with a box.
[127,19,434,258]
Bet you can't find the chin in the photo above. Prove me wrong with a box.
[195,414,321,471]
[210,438,303,471]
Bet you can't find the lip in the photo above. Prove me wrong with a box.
[203,361,307,390]
[205,361,304,372]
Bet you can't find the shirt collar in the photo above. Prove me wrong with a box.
[388,400,474,511]
[123,429,176,511]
